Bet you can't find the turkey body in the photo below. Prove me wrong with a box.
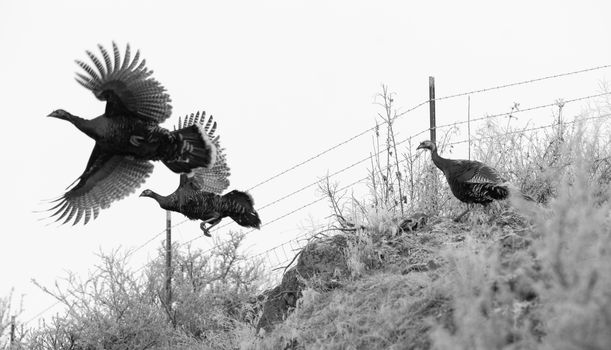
[438,158,509,205]
[147,189,261,236]
[140,112,261,237]
[68,111,209,164]
[45,42,216,225]
[417,140,531,221]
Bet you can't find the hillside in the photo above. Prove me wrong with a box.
[249,192,609,349]
[246,104,611,349]
[3,95,611,350]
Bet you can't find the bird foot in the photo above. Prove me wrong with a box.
[130,135,145,147]
[200,223,211,237]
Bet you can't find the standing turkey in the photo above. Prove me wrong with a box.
[45,42,217,225]
[140,112,261,237]
[417,140,532,221]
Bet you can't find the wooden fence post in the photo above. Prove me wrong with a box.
[165,211,172,313]
[429,76,436,144]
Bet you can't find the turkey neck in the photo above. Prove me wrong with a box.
[148,191,172,209]
[430,147,451,173]
[68,114,106,140]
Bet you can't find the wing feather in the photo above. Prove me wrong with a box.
[75,42,171,123]
[83,208,92,225]
[98,44,113,76]
[46,147,154,225]
[173,112,230,194]
[457,161,504,184]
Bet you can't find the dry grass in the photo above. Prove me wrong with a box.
[250,273,451,350]
[247,92,611,350]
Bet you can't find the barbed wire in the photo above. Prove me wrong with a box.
[242,112,611,272]
[128,76,611,256]
[23,301,62,326]
[433,64,611,103]
[244,65,611,193]
[176,91,611,250]
[448,112,611,146]
[216,112,611,265]
[431,91,611,136]
[241,91,611,220]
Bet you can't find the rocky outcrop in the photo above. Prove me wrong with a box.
[256,212,433,334]
[256,234,351,333]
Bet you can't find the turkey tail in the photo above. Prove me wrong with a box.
[223,190,261,229]
[478,183,509,200]
[489,185,509,200]
[163,123,217,173]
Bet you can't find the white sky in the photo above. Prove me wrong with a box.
[1,0,610,325]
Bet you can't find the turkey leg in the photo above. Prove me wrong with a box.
[453,204,472,222]
[199,213,221,237]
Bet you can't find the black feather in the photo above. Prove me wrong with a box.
[45,43,218,225]
[419,140,532,206]
[141,113,257,236]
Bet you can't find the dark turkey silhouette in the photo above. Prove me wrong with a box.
[140,113,261,237]
[45,42,217,225]
[417,140,532,221]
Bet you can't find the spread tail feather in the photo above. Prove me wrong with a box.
[163,123,217,173]
[223,190,261,229]
[487,184,509,200]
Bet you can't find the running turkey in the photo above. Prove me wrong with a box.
[140,112,261,237]
[417,140,532,221]
[45,42,217,225]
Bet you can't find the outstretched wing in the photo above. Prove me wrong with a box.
[74,42,172,123]
[47,145,154,225]
[181,151,230,193]
[175,111,230,194]
[456,160,504,184]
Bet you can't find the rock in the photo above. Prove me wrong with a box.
[256,234,350,333]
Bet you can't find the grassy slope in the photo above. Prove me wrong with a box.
[247,113,611,350]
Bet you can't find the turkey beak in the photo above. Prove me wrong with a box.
[139,191,146,197]
[416,144,425,150]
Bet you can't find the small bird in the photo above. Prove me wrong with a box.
[417,140,532,221]
[140,113,261,237]
[45,42,217,225]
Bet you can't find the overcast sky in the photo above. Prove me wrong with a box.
[1,0,610,324]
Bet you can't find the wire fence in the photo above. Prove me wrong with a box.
[22,64,611,326]
[238,111,611,285]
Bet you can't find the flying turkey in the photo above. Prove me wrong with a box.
[417,140,532,221]
[45,42,217,225]
[140,112,261,237]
